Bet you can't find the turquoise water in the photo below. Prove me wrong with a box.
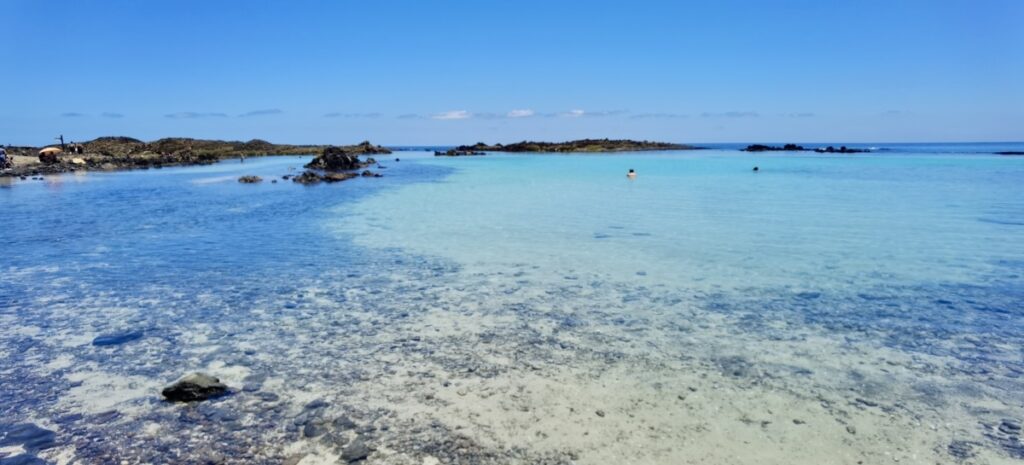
[2,146,1024,464]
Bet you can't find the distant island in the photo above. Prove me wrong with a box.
[742,144,870,154]
[1,137,389,178]
[442,139,701,155]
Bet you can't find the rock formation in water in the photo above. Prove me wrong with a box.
[742,144,870,154]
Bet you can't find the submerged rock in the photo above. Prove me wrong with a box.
[92,331,144,346]
[161,373,229,402]
[0,423,57,453]
[238,175,262,183]
[341,437,371,462]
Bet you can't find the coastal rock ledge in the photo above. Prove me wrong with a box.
[161,373,229,402]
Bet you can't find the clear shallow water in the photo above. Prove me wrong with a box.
[2,147,1024,464]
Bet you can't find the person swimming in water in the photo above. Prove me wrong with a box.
[627,169,636,179]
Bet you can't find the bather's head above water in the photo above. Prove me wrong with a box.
[627,169,636,179]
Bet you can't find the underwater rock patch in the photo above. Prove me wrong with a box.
[0,423,56,453]
[91,331,144,346]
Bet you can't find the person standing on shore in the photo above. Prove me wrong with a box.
[0,147,8,169]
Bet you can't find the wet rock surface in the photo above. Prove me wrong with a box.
[238,175,263,183]
[162,373,230,402]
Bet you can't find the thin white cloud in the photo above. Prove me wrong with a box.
[564,109,586,118]
[507,109,534,118]
[432,110,471,120]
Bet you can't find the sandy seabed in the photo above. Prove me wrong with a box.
[2,252,1022,465]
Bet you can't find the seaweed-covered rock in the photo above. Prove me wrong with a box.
[161,373,229,402]
[238,175,263,183]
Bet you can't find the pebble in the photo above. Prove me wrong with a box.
[595,410,605,418]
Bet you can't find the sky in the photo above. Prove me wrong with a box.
[2,0,1022,145]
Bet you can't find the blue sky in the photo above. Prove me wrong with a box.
[2,0,1022,145]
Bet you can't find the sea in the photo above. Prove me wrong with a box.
[1,143,1023,464]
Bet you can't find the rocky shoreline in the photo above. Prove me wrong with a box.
[1,138,398,188]
[1,137,333,179]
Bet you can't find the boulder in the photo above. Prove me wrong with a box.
[238,175,263,183]
[305,147,365,171]
[161,373,229,402]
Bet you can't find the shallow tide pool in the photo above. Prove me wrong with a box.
[2,148,1023,464]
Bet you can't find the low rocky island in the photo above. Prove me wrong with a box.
[292,142,390,184]
[742,144,870,154]
[449,139,700,154]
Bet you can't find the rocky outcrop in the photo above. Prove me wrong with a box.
[238,175,263,183]
[742,144,870,154]
[161,373,229,402]
[454,139,699,153]
[305,143,390,171]
[813,145,869,154]
[435,149,485,157]
[742,144,806,152]
[292,171,361,185]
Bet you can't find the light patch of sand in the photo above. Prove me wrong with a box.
[205,360,251,388]
[60,368,162,415]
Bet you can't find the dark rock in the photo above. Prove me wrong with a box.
[91,331,144,346]
[0,423,57,453]
[333,416,357,430]
[948,440,976,460]
[854,398,878,408]
[323,172,358,183]
[256,392,280,402]
[305,143,389,171]
[595,410,605,417]
[813,145,869,154]
[435,149,485,157]
[238,176,262,183]
[292,171,323,185]
[742,144,806,152]
[304,399,329,410]
[999,419,1021,435]
[340,437,371,463]
[303,422,327,438]
[161,373,229,402]
[361,170,374,177]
